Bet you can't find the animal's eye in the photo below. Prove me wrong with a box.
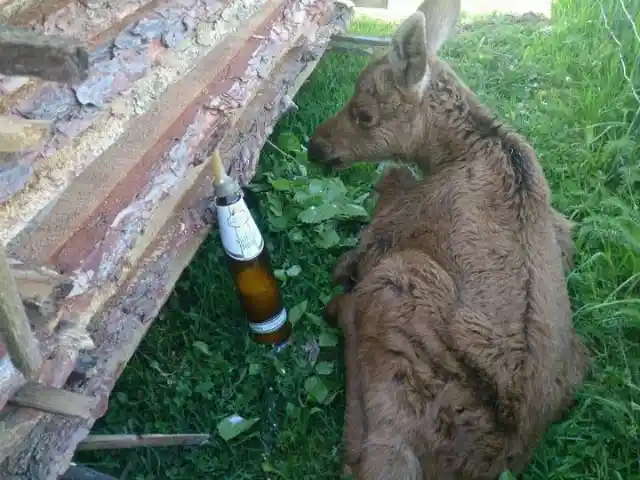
[354,109,373,125]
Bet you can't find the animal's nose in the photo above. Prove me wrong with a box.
[307,137,329,163]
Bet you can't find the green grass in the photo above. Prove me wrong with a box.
[77,0,640,478]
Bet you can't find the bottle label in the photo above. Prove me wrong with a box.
[249,308,288,334]
[217,197,265,261]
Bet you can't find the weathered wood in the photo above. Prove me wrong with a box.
[0,116,51,153]
[0,26,89,84]
[9,259,73,329]
[60,464,117,480]
[328,33,391,55]
[8,383,97,418]
[76,433,211,451]
[0,247,42,380]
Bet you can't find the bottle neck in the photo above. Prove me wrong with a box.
[216,189,265,262]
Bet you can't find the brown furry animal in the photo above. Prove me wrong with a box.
[308,1,589,478]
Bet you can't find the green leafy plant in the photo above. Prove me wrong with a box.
[250,132,373,253]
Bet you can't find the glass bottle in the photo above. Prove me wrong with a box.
[212,155,291,346]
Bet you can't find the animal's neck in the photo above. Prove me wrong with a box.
[412,61,550,206]
[412,61,510,174]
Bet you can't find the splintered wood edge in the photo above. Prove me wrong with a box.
[0,248,42,379]
[8,259,74,329]
[0,26,89,84]
[8,382,98,419]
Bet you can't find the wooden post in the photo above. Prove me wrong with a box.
[0,247,42,379]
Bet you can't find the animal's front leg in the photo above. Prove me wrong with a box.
[322,294,366,474]
[332,249,361,293]
[332,165,419,292]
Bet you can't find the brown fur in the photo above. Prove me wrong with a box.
[308,1,588,478]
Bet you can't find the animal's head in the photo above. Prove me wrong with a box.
[307,0,461,170]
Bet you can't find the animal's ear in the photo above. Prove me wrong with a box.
[418,0,461,53]
[389,12,429,89]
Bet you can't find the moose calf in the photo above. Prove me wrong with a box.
[308,0,588,478]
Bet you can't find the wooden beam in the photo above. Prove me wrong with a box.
[76,433,212,451]
[0,26,89,84]
[0,247,42,380]
[8,383,97,418]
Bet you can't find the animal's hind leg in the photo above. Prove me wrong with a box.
[349,250,458,479]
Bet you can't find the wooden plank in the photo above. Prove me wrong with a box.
[0,247,42,380]
[0,26,89,83]
[8,383,97,418]
[76,433,211,451]
[0,116,51,153]
[328,33,391,55]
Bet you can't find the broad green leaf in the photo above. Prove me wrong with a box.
[192,341,211,356]
[266,194,283,216]
[304,376,329,403]
[298,204,340,224]
[498,472,517,480]
[289,300,308,325]
[308,179,325,196]
[315,361,334,375]
[277,132,302,153]
[319,330,339,347]
[316,226,340,249]
[295,152,309,168]
[267,214,288,232]
[324,178,348,202]
[293,189,313,204]
[286,265,302,277]
[217,414,259,441]
[274,269,287,281]
[249,363,261,375]
[288,229,304,242]
[262,462,280,473]
[269,178,291,191]
[341,203,369,219]
[305,312,324,326]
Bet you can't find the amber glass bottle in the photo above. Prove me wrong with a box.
[214,176,291,346]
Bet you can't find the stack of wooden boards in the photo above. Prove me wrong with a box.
[0,0,353,477]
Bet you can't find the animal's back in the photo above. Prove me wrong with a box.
[348,153,584,478]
